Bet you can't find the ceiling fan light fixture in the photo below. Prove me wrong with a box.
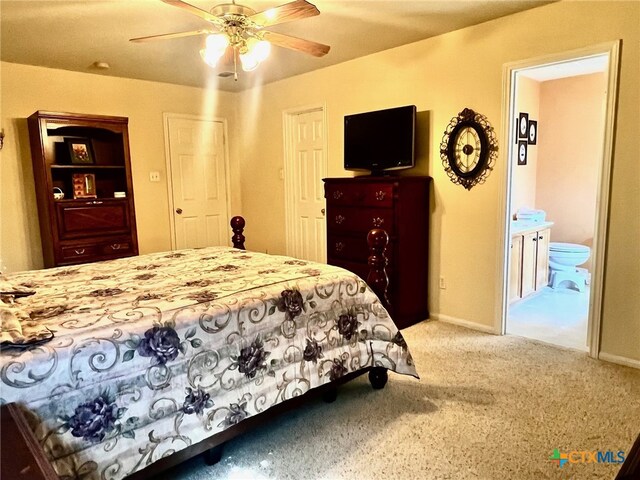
[239,38,271,71]
[253,39,271,62]
[200,47,224,67]
[206,33,229,52]
[239,51,260,71]
[201,33,229,67]
[132,0,330,77]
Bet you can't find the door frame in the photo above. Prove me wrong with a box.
[163,112,232,250]
[495,40,621,358]
[282,103,328,258]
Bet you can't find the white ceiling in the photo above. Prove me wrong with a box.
[1,0,554,92]
[519,55,608,82]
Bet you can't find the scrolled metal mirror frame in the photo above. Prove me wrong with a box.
[440,108,498,190]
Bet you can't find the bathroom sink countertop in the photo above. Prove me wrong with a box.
[511,220,554,235]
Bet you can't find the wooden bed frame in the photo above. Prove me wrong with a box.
[1,216,393,480]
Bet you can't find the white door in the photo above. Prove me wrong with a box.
[288,109,327,262]
[166,117,229,249]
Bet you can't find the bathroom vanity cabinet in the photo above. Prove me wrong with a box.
[509,222,552,302]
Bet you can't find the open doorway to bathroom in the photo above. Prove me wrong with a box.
[499,43,620,356]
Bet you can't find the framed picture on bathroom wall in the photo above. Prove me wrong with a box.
[517,140,528,166]
[528,120,538,145]
[518,112,529,139]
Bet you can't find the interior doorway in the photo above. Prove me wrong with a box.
[498,42,620,358]
[283,105,328,263]
[163,113,231,250]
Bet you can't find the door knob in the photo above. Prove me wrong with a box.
[176,208,183,214]
[321,208,326,216]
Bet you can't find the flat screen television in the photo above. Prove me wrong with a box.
[344,105,416,174]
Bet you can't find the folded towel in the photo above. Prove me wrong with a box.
[516,208,546,222]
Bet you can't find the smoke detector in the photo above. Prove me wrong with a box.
[92,61,111,70]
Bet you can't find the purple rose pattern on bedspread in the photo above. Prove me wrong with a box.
[0,247,417,480]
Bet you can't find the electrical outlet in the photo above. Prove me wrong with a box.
[439,276,446,289]
[149,171,161,182]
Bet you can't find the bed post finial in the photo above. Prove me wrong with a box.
[367,228,390,309]
[230,216,246,250]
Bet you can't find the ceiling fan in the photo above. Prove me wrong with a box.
[130,0,330,79]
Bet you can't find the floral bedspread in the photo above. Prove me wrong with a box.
[0,247,417,479]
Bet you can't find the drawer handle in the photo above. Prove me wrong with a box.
[335,214,346,225]
[110,243,122,250]
[87,200,103,205]
[372,217,385,227]
[375,191,386,201]
[335,241,345,252]
[74,248,85,255]
[333,190,344,200]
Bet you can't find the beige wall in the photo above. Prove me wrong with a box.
[0,62,241,272]
[235,1,640,362]
[536,73,606,272]
[511,75,540,218]
[1,1,638,363]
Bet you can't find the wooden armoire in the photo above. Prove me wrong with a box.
[28,111,138,267]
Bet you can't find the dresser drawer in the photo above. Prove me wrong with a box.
[328,257,394,283]
[328,258,370,281]
[60,244,99,261]
[325,183,395,207]
[328,206,395,234]
[58,236,134,265]
[328,235,367,262]
[56,200,130,239]
[328,234,394,264]
[101,239,133,256]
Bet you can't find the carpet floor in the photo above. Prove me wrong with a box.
[156,321,640,480]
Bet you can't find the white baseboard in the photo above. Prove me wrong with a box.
[598,352,640,370]
[430,313,499,335]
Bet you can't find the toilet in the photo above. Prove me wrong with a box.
[548,242,591,292]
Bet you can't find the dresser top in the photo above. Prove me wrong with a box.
[323,175,431,184]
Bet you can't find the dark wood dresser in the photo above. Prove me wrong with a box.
[323,176,430,329]
[28,111,138,267]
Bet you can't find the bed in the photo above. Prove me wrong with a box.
[0,217,418,480]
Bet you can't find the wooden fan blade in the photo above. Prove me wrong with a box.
[250,0,319,28]
[262,30,329,57]
[130,29,211,43]
[161,0,222,24]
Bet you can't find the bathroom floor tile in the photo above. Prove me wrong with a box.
[507,286,589,351]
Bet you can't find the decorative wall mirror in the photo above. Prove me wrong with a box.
[440,107,498,190]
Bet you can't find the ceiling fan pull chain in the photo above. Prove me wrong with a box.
[233,46,238,81]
